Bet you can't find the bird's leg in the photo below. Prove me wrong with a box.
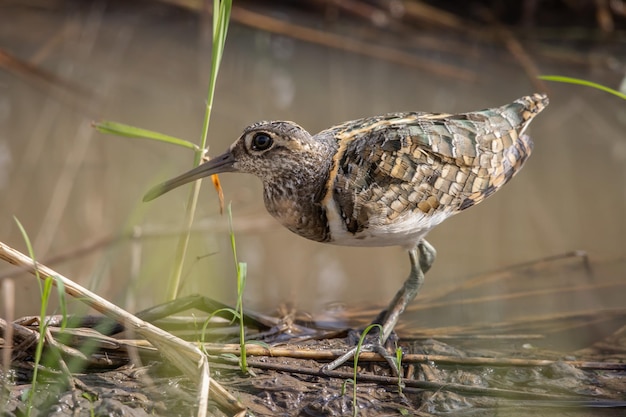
[379,239,436,343]
[323,240,436,374]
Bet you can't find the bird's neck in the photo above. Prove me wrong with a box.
[262,135,336,242]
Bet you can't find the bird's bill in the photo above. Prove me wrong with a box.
[143,151,236,202]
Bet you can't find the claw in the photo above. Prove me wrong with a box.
[322,341,402,377]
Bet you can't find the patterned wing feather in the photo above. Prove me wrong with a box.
[327,94,548,234]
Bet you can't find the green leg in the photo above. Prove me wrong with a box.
[380,240,436,342]
[322,240,436,374]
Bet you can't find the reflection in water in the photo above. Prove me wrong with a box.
[1,3,625,351]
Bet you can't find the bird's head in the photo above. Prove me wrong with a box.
[143,121,327,202]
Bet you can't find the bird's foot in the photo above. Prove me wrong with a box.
[321,240,436,377]
[321,327,402,376]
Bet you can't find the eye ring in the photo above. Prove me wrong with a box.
[251,133,273,151]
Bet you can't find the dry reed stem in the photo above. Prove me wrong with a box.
[201,343,626,370]
[162,0,476,80]
[0,283,15,409]
[230,6,476,81]
[401,0,479,34]
[0,48,91,100]
[0,241,245,417]
[309,0,407,32]
[208,356,609,402]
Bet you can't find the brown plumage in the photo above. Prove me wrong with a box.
[144,93,548,370]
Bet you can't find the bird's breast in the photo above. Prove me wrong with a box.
[263,188,332,243]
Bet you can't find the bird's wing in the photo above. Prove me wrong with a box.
[324,95,546,231]
[329,94,546,167]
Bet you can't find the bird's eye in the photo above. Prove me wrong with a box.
[251,133,273,151]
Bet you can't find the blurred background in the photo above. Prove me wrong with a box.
[1,0,625,348]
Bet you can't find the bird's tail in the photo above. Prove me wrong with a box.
[514,93,549,137]
[498,93,548,184]
[469,94,547,204]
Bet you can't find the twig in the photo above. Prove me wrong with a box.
[209,355,615,402]
[229,6,475,81]
[159,0,475,80]
[201,343,626,370]
[0,240,244,417]
[0,48,92,100]
[400,0,481,34]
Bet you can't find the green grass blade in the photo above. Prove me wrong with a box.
[40,277,53,318]
[227,203,240,273]
[54,277,68,330]
[90,2,233,302]
[200,0,232,152]
[236,262,247,306]
[236,260,248,372]
[245,340,271,350]
[94,121,199,150]
[199,307,240,349]
[538,75,626,100]
[227,202,249,373]
[13,217,41,293]
[351,324,382,417]
[13,217,52,416]
[167,0,232,300]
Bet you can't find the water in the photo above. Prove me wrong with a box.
[1,2,624,344]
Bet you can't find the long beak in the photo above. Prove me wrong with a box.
[143,151,236,202]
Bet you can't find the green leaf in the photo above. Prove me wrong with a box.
[220,353,239,360]
[54,276,68,330]
[93,121,199,150]
[538,75,626,100]
[237,262,247,293]
[351,323,383,416]
[166,0,232,300]
[13,217,41,293]
[246,340,271,350]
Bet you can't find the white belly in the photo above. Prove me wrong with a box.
[323,197,451,249]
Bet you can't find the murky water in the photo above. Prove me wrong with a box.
[1,2,625,347]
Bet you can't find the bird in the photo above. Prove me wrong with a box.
[144,93,548,370]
